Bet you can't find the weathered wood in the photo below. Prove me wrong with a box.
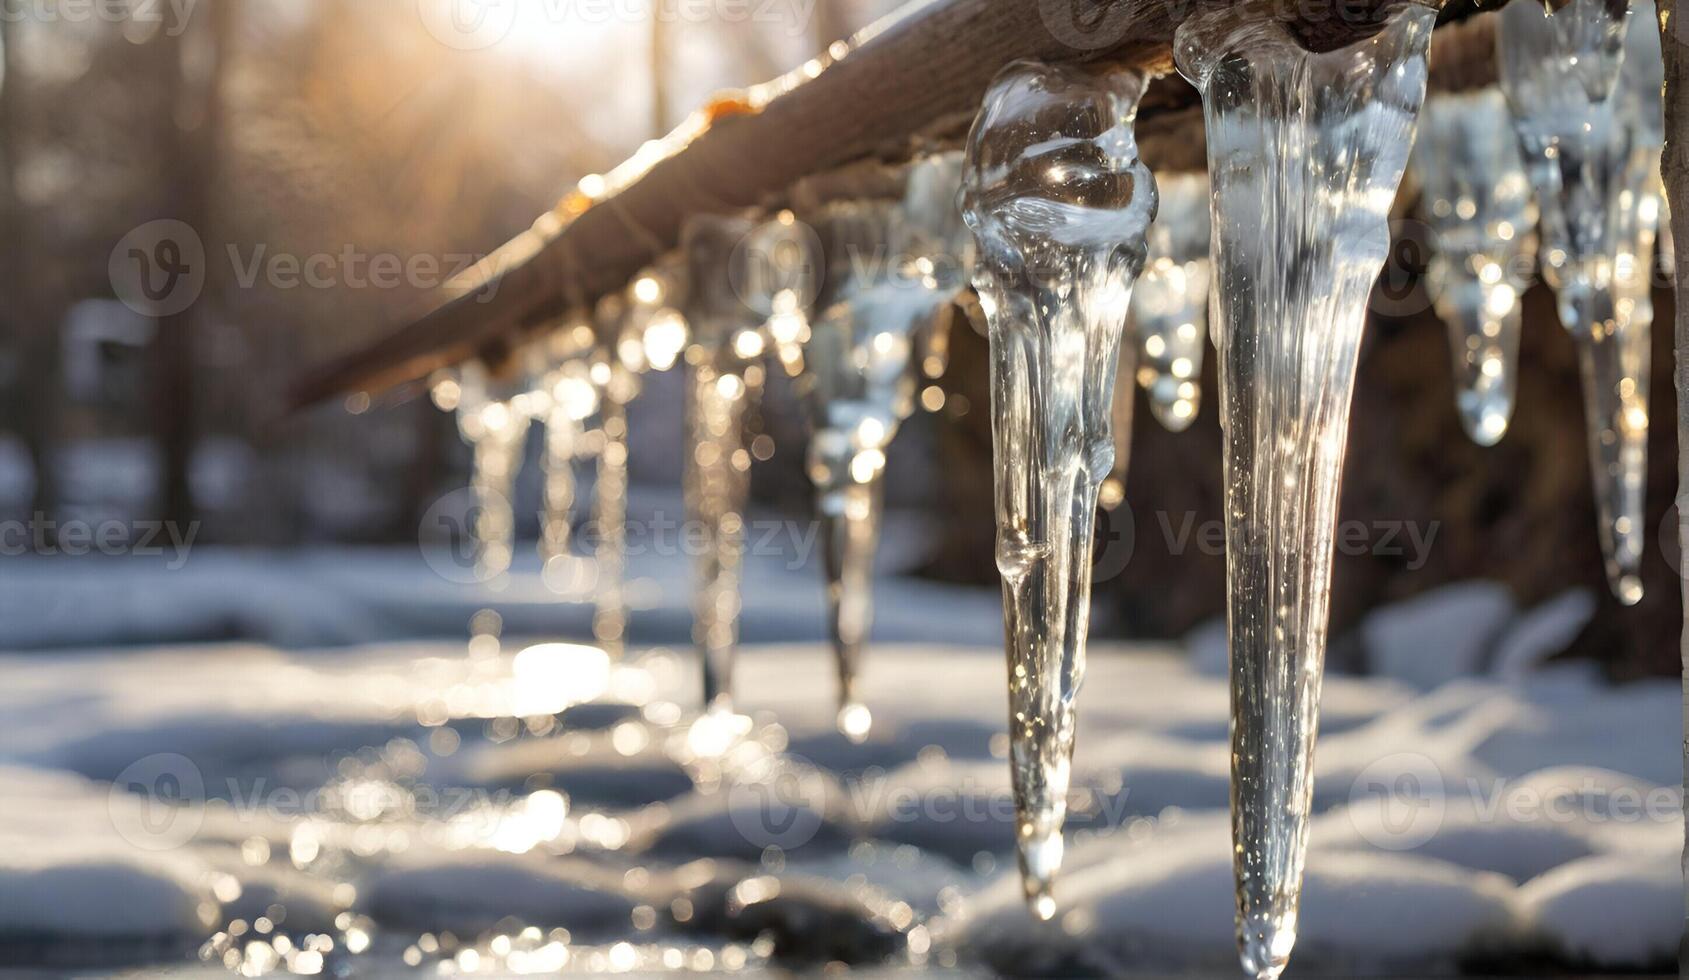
[290,0,1493,409]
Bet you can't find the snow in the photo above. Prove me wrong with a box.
[1518,853,1681,967]
[0,560,1674,974]
[1360,581,1515,688]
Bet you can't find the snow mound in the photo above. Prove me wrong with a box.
[1518,854,1678,969]
[1361,582,1515,689]
[363,853,638,936]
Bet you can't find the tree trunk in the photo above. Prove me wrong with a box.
[152,1,234,530]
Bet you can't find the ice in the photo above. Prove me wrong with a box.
[1496,0,1659,605]
[960,59,1157,918]
[1411,90,1537,446]
[435,361,536,584]
[1174,5,1437,976]
[800,152,971,739]
[1131,172,1211,433]
[592,290,652,659]
[681,214,770,713]
[526,329,602,593]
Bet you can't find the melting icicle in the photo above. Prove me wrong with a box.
[682,214,767,713]
[591,291,647,659]
[739,211,818,376]
[1133,172,1212,433]
[440,361,535,585]
[1175,6,1436,977]
[960,61,1157,920]
[527,327,602,594]
[1411,90,1538,446]
[800,152,972,742]
[1497,0,1652,604]
[1101,172,1214,508]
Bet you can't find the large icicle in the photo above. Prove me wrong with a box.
[1498,0,1653,604]
[682,214,767,713]
[1174,6,1436,977]
[960,61,1157,920]
[1411,90,1538,446]
[801,152,972,741]
[440,361,535,585]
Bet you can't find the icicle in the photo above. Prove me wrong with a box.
[629,257,692,373]
[682,214,767,713]
[442,361,535,585]
[739,211,818,376]
[591,292,644,659]
[1133,172,1212,433]
[1101,172,1214,508]
[526,327,601,594]
[1411,90,1538,446]
[1175,6,1436,977]
[960,61,1157,921]
[796,154,972,741]
[1497,0,1653,604]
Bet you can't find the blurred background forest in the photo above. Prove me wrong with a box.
[2,0,1678,677]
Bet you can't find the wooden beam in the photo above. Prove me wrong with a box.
[289,0,1491,410]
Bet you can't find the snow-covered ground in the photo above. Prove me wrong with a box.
[0,542,1677,976]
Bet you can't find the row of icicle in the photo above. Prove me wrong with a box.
[424,1,1668,976]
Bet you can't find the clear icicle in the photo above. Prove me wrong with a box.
[1103,171,1213,508]
[527,329,602,594]
[591,292,646,659]
[739,211,818,376]
[1412,90,1538,446]
[1133,171,1212,433]
[961,61,1157,920]
[445,361,534,585]
[1497,0,1654,604]
[1174,7,1436,977]
[682,214,767,713]
[798,153,972,739]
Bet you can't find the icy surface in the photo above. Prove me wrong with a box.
[961,59,1157,919]
[1175,5,1436,976]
